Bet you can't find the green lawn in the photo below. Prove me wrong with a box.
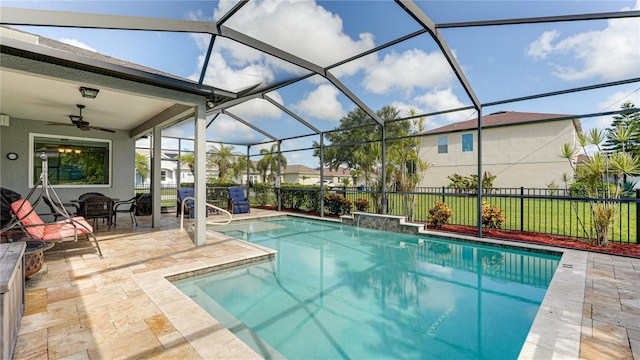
[347,192,638,244]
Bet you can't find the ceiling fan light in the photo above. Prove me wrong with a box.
[79,87,99,99]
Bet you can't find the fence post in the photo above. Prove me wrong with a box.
[636,189,639,245]
[442,186,445,203]
[520,187,524,232]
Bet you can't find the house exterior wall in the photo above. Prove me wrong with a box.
[0,117,135,211]
[419,120,578,188]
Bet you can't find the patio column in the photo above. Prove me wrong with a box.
[319,133,324,217]
[277,140,282,212]
[476,108,483,238]
[381,123,387,214]
[193,100,207,246]
[152,126,162,228]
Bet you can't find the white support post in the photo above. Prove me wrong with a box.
[194,101,207,246]
[152,126,162,228]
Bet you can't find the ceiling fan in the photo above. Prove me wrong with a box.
[47,104,115,133]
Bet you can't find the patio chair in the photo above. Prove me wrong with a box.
[177,188,194,218]
[81,196,114,230]
[77,192,105,215]
[112,193,152,227]
[10,199,103,258]
[228,186,250,214]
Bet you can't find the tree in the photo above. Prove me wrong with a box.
[135,152,149,184]
[208,144,236,182]
[232,155,254,185]
[561,128,640,246]
[179,152,195,175]
[603,101,640,156]
[313,105,419,213]
[256,144,287,182]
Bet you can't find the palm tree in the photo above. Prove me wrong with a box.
[256,144,287,183]
[232,155,254,184]
[179,152,195,174]
[208,144,236,181]
[135,152,149,184]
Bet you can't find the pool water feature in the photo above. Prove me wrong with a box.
[174,217,560,360]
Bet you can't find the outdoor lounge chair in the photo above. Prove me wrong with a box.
[177,188,195,218]
[228,186,250,214]
[10,199,103,258]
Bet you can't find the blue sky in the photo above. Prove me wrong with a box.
[5,0,640,167]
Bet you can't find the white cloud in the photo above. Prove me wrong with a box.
[362,49,453,94]
[59,38,96,52]
[226,94,284,119]
[198,51,276,92]
[527,1,640,81]
[414,88,476,122]
[218,0,375,68]
[208,117,257,142]
[291,84,346,121]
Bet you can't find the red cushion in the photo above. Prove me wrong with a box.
[42,217,93,240]
[11,199,93,240]
[11,199,45,239]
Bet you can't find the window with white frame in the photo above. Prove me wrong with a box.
[437,136,448,154]
[462,133,473,152]
[31,133,111,186]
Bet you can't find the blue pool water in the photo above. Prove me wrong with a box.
[174,217,560,360]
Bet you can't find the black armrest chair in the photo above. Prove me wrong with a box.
[113,193,152,227]
[81,196,113,230]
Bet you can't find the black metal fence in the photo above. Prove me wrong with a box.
[136,184,639,245]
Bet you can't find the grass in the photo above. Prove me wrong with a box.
[347,192,638,244]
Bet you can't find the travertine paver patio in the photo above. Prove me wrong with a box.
[10,210,640,359]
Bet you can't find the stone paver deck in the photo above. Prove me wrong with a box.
[9,210,640,359]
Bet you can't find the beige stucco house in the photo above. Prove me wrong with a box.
[418,111,583,188]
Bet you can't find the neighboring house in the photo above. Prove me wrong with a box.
[135,149,218,186]
[418,111,583,188]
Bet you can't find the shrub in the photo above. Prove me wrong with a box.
[427,202,453,228]
[253,182,273,206]
[481,201,505,229]
[323,193,352,216]
[354,198,370,212]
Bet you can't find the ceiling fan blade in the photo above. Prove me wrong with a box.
[90,126,116,133]
[46,121,74,126]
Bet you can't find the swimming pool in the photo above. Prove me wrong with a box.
[174,217,560,359]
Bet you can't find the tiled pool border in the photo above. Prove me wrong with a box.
[134,214,584,359]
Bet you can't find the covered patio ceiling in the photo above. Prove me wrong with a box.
[1,1,639,157]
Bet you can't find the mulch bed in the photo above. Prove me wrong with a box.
[256,206,640,258]
[435,225,640,258]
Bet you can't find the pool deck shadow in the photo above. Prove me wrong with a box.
[11,210,640,359]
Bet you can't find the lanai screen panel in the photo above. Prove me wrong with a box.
[223,98,315,140]
[440,18,640,106]
[330,33,477,130]
[273,75,368,133]
[222,1,423,68]
[200,36,313,94]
